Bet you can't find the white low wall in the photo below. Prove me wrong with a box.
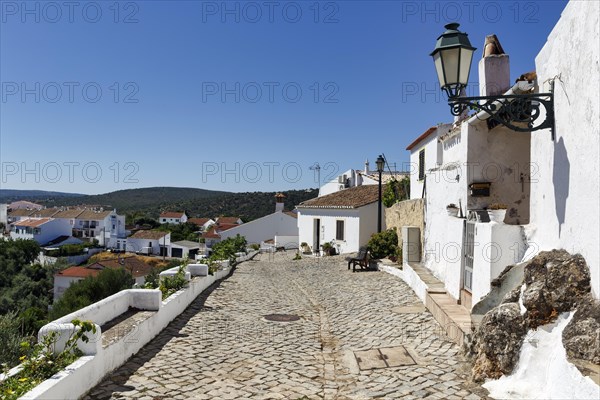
[378,262,429,303]
[10,254,259,400]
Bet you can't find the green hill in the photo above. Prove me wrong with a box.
[34,187,318,222]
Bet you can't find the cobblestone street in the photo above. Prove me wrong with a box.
[85,253,488,399]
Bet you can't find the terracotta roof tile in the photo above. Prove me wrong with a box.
[216,217,241,225]
[48,209,84,219]
[14,218,52,227]
[284,211,298,219]
[129,230,169,240]
[77,209,112,220]
[8,209,35,217]
[297,185,380,209]
[56,256,154,278]
[188,218,212,226]
[160,211,186,218]
[406,126,437,151]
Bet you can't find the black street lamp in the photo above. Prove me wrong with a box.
[376,154,385,233]
[431,23,555,138]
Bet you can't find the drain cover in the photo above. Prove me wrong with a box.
[354,346,416,370]
[264,314,300,322]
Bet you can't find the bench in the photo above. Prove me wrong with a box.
[347,247,370,272]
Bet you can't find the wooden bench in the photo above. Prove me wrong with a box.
[347,247,370,272]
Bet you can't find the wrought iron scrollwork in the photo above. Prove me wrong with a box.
[449,92,555,139]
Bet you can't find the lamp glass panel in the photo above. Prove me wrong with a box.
[459,48,474,85]
[441,47,460,86]
[433,52,446,88]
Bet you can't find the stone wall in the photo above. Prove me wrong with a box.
[385,199,424,250]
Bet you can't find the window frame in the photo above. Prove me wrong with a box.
[335,220,345,241]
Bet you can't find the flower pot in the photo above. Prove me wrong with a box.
[446,208,459,217]
[488,209,506,223]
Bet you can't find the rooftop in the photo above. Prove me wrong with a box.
[160,211,186,218]
[297,185,380,209]
[14,218,52,227]
[129,230,169,240]
[406,126,438,151]
[171,240,201,248]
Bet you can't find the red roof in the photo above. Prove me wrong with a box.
[216,217,241,225]
[56,256,154,278]
[215,223,238,232]
[406,126,437,151]
[202,226,221,239]
[188,218,212,226]
[160,211,185,218]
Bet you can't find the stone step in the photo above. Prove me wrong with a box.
[426,292,472,346]
[406,262,446,293]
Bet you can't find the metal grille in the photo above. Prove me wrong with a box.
[463,220,475,291]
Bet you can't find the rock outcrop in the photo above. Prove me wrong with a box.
[469,249,598,382]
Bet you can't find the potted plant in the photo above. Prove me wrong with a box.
[300,242,311,254]
[446,203,459,217]
[321,242,332,256]
[488,203,508,223]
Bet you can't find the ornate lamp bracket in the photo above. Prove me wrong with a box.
[449,85,555,140]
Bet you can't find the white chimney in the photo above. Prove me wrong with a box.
[274,193,285,212]
[478,34,510,97]
[364,159,369,174]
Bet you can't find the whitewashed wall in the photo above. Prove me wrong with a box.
[466,121,531,225]
[422,125,468,295]
[471,222,526,305]
[126,233,171,256]
[530,0,600,298]
[220,211,298,245]
[10,218,72,245]
[298,208,361,254]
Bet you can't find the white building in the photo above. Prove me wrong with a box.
[319,162,408,198]
[10,218,72,245]
[187,218,215,232]
[296,185,382,254]
[159,211,188,225]
[0,203,7,226]
[405,2,599,309]
[220,193,299,248]
[127,230,171,256]
[528,0,599,298]
[170,240,200,259]
[7,207,127,248]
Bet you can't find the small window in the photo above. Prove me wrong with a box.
[418,149,425,181]
[336,220,345,241]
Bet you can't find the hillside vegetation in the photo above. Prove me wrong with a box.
[24,187,318,222]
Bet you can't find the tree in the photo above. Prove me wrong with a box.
[382,177,410,207]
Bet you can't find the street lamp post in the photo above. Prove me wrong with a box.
[431,23,555,138]
[376,155,385,233]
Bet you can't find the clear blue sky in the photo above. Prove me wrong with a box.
[0,0,568,194]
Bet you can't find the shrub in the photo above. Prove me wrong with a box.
[209,235,247,265]
[382,177,410,207]
[159,266,187,299]
[250,243,260,251]
[0,312,33,369]
[0,319,95,400]
[367,228,399,259]
[49,268,134,320]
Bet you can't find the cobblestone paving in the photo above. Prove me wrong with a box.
[84,253,489,399]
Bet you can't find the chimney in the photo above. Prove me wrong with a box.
[478,34,510,97]
[364,159,369,174]
[275,193,285,212]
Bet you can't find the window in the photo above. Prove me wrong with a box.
[336,220,345,241]
[418,149,425,181]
